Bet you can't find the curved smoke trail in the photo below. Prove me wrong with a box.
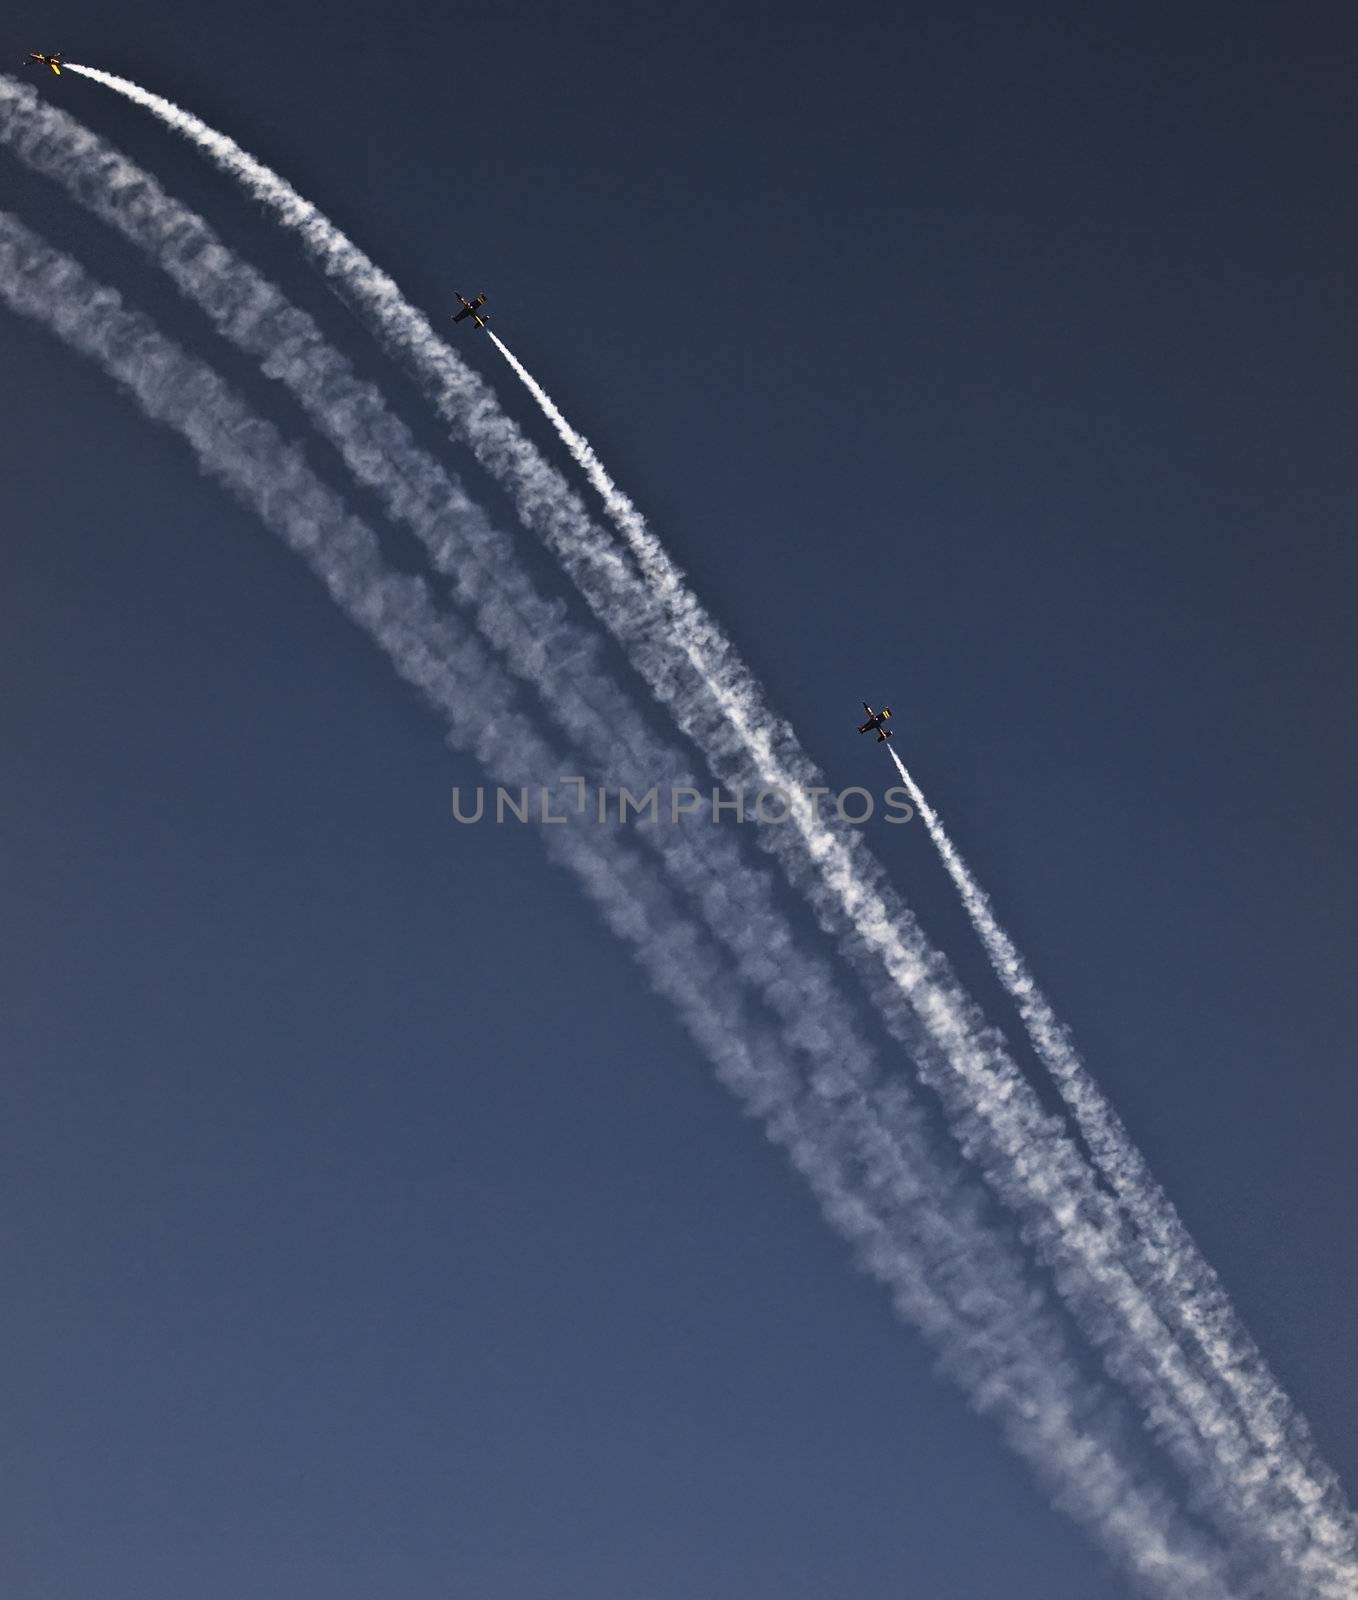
[52,66,1358,1593]
[483,332,1358,1597]
[0,205,1243,1598]
[885,738,1353,1564]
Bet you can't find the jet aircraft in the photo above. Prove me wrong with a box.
[453,292,489,330]
[857,702,893,741]
[26,51,62,74]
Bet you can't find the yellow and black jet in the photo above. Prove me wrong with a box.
[857,702,894,742]
[452,292,489,330]
[25,52,63,75]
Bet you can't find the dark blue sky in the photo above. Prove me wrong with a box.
[3,3,1356,1595]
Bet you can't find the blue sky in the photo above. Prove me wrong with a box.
[3,3,1356,1595]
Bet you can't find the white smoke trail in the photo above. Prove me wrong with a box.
[483,338,1358,1597]
[0,207,1242,1599]
[0,77,892,1135]
[484,296,1358,1592]
[885,738,1351,1547]
[58,66,1358,1592]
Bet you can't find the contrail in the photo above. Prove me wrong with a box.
[0,82,1122,1492]
[0,207,1243,1598]
[0,90,1213,1561]
[57,67,1357,1591]
[0,76,905,1143]
[478,327,1358,1586]
[885,739,1351,1537]
[477,343,1358,1595]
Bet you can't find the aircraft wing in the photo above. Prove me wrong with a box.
[453,305,471,322]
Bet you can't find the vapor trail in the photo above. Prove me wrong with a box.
[58,67,1357,1590]
[480,346,1358,1598]
[0,76,899,1144]
[0,207,1240,1599]
[884,738,1352,1546]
